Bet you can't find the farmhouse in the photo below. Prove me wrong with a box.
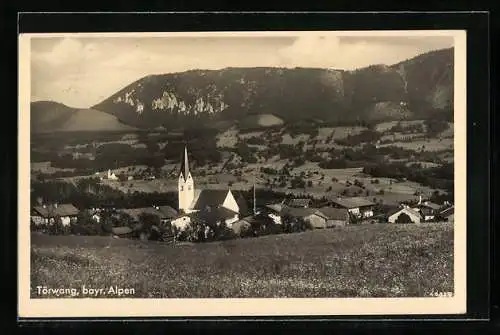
[413,200,441,221]
[157,205,179,220]
[388,206,422,224]
[264,203,284,225]
[177,146,248,215]
[281,207,327,229]
[330,197,375,219]
[316,207,351,227]
[31,203,79,226]
[171,206,240,230]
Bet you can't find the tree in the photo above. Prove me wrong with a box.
[290,176,306,189]
[138,213,161,240]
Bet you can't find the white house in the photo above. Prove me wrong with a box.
[107,169,119,181]
[31,203,80,226]
[264,203,284,225]
[330,197,375,219]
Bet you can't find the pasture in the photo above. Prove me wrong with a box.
[31,223,454,298]
[378,138,453,152]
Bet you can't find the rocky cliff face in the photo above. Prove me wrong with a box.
[93,47,454,129]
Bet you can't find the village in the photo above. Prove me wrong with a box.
[31,146,455,243]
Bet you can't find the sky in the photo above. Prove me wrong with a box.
[30,34,454,109]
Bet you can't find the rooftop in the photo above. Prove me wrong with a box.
[32,204,79,218]
[317,207,350,221]
[331,197,375,209]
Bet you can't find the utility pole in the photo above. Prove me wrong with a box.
[253,171,257,216]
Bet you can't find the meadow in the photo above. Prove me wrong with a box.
[31,223,454,299]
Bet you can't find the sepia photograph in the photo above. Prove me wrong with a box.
[18,30,467,317]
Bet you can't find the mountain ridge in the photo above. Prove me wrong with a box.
[31,47,454,132]
[92,47,453,130]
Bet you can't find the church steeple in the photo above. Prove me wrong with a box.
[179,145,190,180]
[178,145,194,212]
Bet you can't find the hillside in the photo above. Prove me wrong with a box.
[30,101,138,133]
[93,48,454,130]
[31,223,453,298]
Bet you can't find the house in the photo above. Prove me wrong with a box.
[264,203,284,225]
[88,208,102,223]
[287,198,312,208]
[157,205,179,221]
[31,203,80,226]
[177,146,248,216]
[107,169,119,181]
[317,207,351,227]
[388,206,422,224]
[171,206,240,231]
[439,205,454,222]
[171,214,192,230]
[413,199,441,221]
[330,197,375,218]
[281,207,327,229]
[190,207,240,228]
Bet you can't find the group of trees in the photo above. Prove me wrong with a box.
[363,162,454,194]
[335,130,382,147]
[31,178,177,210]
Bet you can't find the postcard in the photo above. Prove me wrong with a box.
[18,30,466,317]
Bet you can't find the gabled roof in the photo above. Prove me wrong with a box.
[232,190,249,215]
[281,206,317,218]
[440,205,454,217]
[189,207,239,223]
[192,189,229,210]
[390,206,422,219]
[32,204,79,218]
[419,201,441,210]
[317,207,350,221]
[331,197,375,209]
[265,203,283,213]
[179,146,190,180]
[158,205,178,218]
[287,198,312,207]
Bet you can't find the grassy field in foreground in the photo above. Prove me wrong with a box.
[31,223,454,298]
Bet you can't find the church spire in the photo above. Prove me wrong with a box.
[179,145,190,180]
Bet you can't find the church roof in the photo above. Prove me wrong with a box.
[179,146,190,180]
[192,189,229,210]
[232,190,249,215]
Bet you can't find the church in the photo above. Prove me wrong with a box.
[172,146,249,229]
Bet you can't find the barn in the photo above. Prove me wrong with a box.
[388,206,423,224]
[330,197,375,219]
